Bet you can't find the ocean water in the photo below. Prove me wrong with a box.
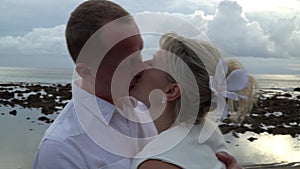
[255,74,300,90]
[0,66,299,89]
[0,67,73,84]
[0,66,300,169]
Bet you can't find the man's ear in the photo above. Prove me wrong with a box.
[75,63,93,79]
[165,83,181,102]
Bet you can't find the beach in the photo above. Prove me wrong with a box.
[0,81,299,169]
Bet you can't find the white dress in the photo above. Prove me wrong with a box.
[131,118,227,169]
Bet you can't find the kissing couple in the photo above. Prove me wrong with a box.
[34,1,256,169]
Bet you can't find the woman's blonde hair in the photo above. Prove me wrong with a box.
[159,33,257,124]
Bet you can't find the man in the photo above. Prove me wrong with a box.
[33,0,242,168]
[34,1,151,168]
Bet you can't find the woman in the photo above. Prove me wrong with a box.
[129,33,256,169]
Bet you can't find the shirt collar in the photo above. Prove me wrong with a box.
[72,80,115,125]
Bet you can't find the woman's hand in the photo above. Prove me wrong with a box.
[216,152,243,169]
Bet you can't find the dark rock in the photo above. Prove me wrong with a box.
[37,116,53,124]
[41,107,56,115]
[26,84,41,92]
[27,93,42,103]
[234,127,247,134]
[219,124,232,134]
[26,117,30,120]
[9,110,17,116]
[247,137,258,142]
[297,95,300,99]
[1,113,4,115]
[0,100,11,106]
[232,131,240,138]
[294,87,300,92]
[0,91,14,99]
[0,83,19,87]
[282,93,292,97]
[65,83,71,88]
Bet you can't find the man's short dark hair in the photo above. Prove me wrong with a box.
[66,0,130,63]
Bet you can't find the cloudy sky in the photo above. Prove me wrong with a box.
[0,0,299,74]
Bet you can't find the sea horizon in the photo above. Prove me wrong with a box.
[1,66,300,88]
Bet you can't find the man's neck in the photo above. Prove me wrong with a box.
[80,79,114,105]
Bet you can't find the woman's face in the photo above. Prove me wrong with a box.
[129,50,171,108]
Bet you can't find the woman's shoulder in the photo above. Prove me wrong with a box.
[131,120,227,169]
[131,123,191,168]
[134,122,191,158]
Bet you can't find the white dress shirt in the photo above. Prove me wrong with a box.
[33,82,157,169]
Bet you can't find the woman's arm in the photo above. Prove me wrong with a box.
[137,153,243,169]
[138,159,182,169]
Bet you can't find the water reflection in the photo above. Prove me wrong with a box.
[224,131,300,166]
[252,134,299,162]
[0,106,50,169]
[1,106,299,169]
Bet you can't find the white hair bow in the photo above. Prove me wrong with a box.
[209,59,249,121]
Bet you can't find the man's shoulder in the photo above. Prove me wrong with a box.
[34,100,91,168]
[43,100,85,143]
[33,136,87,169]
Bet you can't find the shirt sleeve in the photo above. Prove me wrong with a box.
[33,139,85,169]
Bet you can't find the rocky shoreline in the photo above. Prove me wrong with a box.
[0,83,71,124]
[0,82,299,139]
[220,88,300,138]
